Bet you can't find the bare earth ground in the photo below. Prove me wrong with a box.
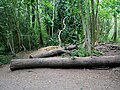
[0,44,120,90]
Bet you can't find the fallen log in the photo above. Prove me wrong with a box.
[64,45,77,50]
[29,45,77,58]
[29,49,67,58]
[10,55,120,71]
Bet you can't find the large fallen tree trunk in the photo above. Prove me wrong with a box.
[10,55,120,71]
[29,45,77,58]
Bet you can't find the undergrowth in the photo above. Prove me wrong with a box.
[62,46,103,57]
[0,55,11,65]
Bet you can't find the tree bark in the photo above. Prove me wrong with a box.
[10,55,120,71]
[29,48,67,58]
[90,0,95,48]
[31,0,35,28]
[29,45,77,58]
[113,13,117,42]
[95,0,99,44]
[36,0,44,46]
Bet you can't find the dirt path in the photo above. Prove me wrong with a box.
[0,65,120,90]
[0,43,120,90]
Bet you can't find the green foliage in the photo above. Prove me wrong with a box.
[0,0,120,61]
[100,0,120,14]
[40,19,48,45]
[91,50,103,56]
[0,44,6,55]
[63,44,103,57]
[99,0,120,42]
[70,49,89,57]
[64,45,90,57]
[47,36,59,46]
[117,38,120,42]
[0,55,11,64]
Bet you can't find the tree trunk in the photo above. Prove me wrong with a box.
[95,0,99,44]
[27,2,30,28]
[10,55,120,71]
[79,0,91,54]
[91,0,95,48]
[113,13,117,42]
[31,0,35,28]
[79,0,88,49]
[36,0,44,46]
[29,48,67,58]
[51,0,55,37]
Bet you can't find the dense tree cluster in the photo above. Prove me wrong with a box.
[0,0,120,64]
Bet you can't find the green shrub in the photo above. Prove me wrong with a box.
[0,55,11,64]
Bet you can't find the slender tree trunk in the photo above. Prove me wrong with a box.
[91,0,95,48]
[95,0,99,44]
[79,0,87,48]
[52,0,55,37]
[27,3,31,28]
[85,0,91,53]
[113,13,117,42]
[79,0,91,55]
[36,0,44,46]
[4,6,16,55]
[27,3,31,50]
[31,0,35,28]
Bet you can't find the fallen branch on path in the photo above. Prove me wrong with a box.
[10,55,120,71]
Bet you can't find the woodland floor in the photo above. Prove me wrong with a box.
[0,43,120,90]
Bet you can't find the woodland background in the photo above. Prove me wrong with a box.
[0,0,120,64]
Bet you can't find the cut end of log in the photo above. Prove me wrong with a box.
[29,55,33,58]
[10,67,14,71]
